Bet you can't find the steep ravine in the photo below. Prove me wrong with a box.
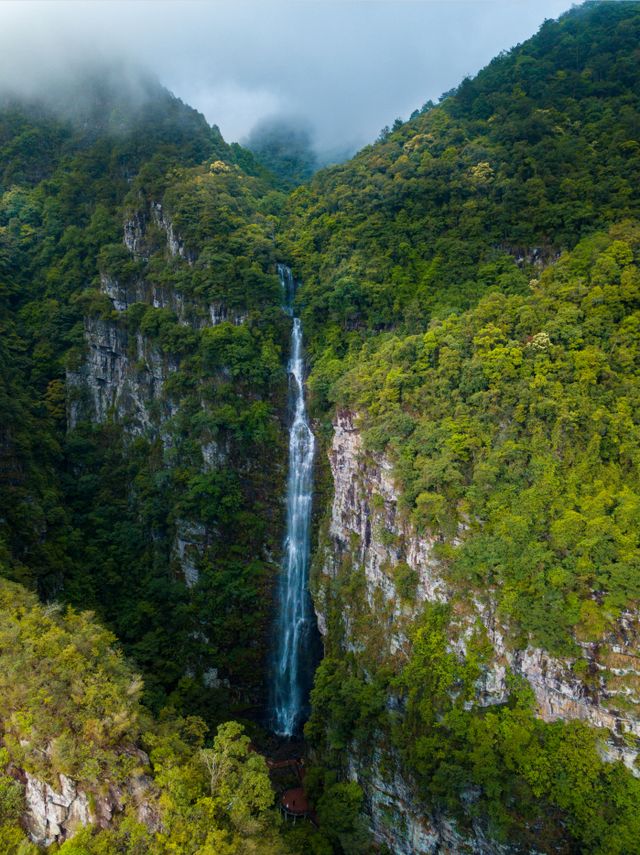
[310,410,640,854]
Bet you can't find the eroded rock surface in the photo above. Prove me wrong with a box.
[314,409,640,853]
[23,762,159,847]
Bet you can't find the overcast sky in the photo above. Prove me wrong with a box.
[0,0,576,156]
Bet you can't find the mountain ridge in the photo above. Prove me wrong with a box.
[1,2,640,853]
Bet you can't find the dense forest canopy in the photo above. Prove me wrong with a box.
[285,0,640,383]
[329,223,640,653]
[0,2,640,854]
[0,80,291,720]
[290,3,640,853]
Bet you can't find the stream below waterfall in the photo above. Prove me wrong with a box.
[270,265,318,737]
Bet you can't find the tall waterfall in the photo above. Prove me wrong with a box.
[271,265,316,737]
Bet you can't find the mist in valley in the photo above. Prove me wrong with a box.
[0,0,576,169]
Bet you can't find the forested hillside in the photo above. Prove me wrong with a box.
[285,0,640,407]
[305,226,640,854]
[1,1,640,853]
[283,2,640,853]
[0,80,291,722]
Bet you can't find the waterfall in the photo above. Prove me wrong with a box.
[271,265,316,737]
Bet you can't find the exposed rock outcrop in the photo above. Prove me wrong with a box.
[101,272,245,330]
[150,201,197,266]
[68,276,245,437]
[66,313,179,435]
[123,201,196,266]
[68,197,249,434]
[313,409,640,853]
[22,761,159,847]
[345,744,512,855]
[173,519,209,588]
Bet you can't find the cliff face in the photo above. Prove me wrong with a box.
[124,201,197,267]
[64,205,287,701]
[67,203,247,438]
[21,757,159,847]
[66,275,211,593]
[312,410,640,854]
[67,308,178,435]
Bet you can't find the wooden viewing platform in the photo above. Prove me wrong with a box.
[270,757,319,826]
[281,785,309,817]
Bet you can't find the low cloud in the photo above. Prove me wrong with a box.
[0,1,576,151]
[243,115,317,186]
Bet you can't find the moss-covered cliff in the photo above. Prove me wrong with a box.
[0,81,292,725]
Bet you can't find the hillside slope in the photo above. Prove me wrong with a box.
[283,3,640,853]
[0,80,291,722]
[284,0,640,408]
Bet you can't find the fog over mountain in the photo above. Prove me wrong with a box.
[0,0,575,160]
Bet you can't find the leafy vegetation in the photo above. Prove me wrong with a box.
[2,2,640,853]
[330,224,640,653]
[0,576,144,785]
[307,604,640,854]
[0,577,298,855]
[290,5,640,852]
[283,0,640,411]
[0,82,293,721]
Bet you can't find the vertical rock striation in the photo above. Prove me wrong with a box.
[312,409,640,853]
[22,760,159,847]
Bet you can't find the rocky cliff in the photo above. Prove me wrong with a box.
[19,753,159,847]
[64,202,287,704]
[67,203,247,438]
[311,410,640,854]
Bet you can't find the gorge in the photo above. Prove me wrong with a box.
[1,3,640,854]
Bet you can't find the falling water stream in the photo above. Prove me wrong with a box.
[271,265,316,737]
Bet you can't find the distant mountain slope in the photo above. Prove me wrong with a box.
[283,0,640,392]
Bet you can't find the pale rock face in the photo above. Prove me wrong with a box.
[121,204,248,326]
[24,772,93,846]
[151,201,198,267]
[500,243,562,270]
[68,211,248,576]
[173,519,208,588]
[323,410,448,636]
[345,738,516,855]
[101,272,198,324]
[316,410,640,853]
[66,315,178,436]
[66,310,205,588]
[202,667,231,690]
[209,302,248,327]
[100,273,244,331]
[67,206,265,672]
[201,438,230,470]
[23,765,159,846]
[123,203,196,266]
[123,211,148,259]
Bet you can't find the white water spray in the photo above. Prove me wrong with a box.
[271,265,316,737]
